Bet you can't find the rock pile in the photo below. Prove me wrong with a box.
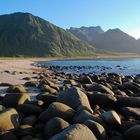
[0,72,140,140]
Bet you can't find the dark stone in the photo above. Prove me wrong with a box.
[3,93,30,108]
[49,124,97,140]
[39,102,75,122]
[79,76,93,84]
[84,119,106,140]
[120,107,140,120]
[44,117,69,139]
[117,96,140,108]
[17,104,42,116]
[0,131,17,140]
[14,125,36,138]
[22,115,37,126]
[124,125,140,140]
[36,93,57,107]
[57,87,92,112]
[89,92,117,109]
[7,85,27,93]
[84,83,115,95]
[101,110,121,129]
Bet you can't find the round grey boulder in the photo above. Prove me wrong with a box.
[49,124,97,140]
[44,117,69,139]
[89,92,117,108]
[39,102,75,122]
[101,110,121,129]
[57,87,92,112]
[84,120,106,140]
[73,110,97,123]
[84,83,115,95]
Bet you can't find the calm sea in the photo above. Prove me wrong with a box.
[39,58,140,75]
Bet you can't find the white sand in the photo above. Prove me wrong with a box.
[0,59,43,85]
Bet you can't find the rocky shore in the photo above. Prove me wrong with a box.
[0,63,140,140]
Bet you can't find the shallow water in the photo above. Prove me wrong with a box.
[39,58,140,75]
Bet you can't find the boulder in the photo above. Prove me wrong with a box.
[124,125,140,140]
[117,96,140,108]
[14,125,36,138]
[36,93,57,107]
[0,105,5,112]
[88,92,117,108]
[7,85,27,93]
[57,87,92,112]
[73,110,97,123]
[76,105,93,113]
[120,121,138,133]
[84,120,106,140]
[79,76,93,84]
[49,124,97,140]
[40,85,57,94]
[24,81,38,87]
[17,104,42,115]
[122,82,140,93]
[44,117,69,139]
[22,115,37,126]
[0,82,13,86]
[114,90,127,96]
[120,107,140,120]
[101,110,121,129]
[39,102,75,122]
[3,93,30,108]
[39,79,59,91]
[91,75,100,82]
[0,131,17,140]
[63,79,78,86]
[26,100,44,107]
[84,83,114,95]
[0,108,19,132]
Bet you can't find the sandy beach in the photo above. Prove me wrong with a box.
[0,59,45,85]
[0,59,47,96]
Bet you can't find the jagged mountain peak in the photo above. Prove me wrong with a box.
[68,26,140,53]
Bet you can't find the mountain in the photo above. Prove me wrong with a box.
[68,27,140,53]
[67,26,104,44]
[0,12,102,57]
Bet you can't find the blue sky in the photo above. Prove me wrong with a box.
[0,0,140,38]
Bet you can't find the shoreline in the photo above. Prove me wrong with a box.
[41,56,140,62]
[0,55,139,86]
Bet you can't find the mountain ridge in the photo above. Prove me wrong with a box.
[68,26,140,53]
[0,12,104,57]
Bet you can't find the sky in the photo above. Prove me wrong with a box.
[0,0,140,39]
